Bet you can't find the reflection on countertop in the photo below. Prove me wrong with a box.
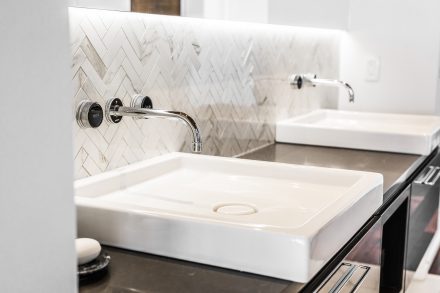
[241,143,420,192]
[80,246,291,293]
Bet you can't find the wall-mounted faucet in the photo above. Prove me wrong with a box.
[288,74,355,103]
[105,95,202,153]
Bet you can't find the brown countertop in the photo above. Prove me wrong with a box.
[241,143,420,192]
[79,143,422,293]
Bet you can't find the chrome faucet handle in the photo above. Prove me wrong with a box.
[288,73,316,89]
[131,95,153,120]
[76,100,104,129]
[105,98,124,124]
[131,95,153,109]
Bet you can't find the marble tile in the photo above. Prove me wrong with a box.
[69,8,341,178]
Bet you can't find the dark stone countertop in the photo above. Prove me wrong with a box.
[79,143,422,293]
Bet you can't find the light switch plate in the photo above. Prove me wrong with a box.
[365,56,381,82]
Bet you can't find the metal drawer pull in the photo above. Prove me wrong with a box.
[415,166,435,184]
[349,265,370,293]
[426,167,440,185]
[315,263,370,293]
[328,264,356,293]
[415,166,440,185]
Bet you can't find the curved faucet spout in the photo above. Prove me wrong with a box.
[289,74,355,103]
[311,78,355,103]
[117,107,202,153]
[106,98,202,153]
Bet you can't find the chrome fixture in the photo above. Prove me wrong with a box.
[76,100,104,129]
[288,73,355,103]
[105,96,202,153]
[315,262,370,293]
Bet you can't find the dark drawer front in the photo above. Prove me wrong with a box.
[315,218,383,293]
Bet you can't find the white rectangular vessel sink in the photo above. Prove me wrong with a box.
[75,153,382,282]
[276,109,440,155]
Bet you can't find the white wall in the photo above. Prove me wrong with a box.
[184,0,349,28]
[182,0,204,18]
[201,0,268,23]
[0,1,77,292]
[340,0,440,114]
[68,0,130,11]
[268,0,350,30]
[226,0,268,23]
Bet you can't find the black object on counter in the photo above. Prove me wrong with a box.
[78,251,111,286]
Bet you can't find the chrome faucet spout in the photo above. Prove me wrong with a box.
[116,107,202,153]
[311,78,355,103]
[289,73,355,103]
[105,97,202,153]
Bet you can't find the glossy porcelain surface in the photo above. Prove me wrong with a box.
[75,153,383,282]
[276,109,440,155]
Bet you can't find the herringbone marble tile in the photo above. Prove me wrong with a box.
[69,8,341,179]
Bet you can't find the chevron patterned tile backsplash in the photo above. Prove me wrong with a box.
[69,8,341,179]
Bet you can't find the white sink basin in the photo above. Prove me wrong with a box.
[276,109,440,155]
[75,153,382,282]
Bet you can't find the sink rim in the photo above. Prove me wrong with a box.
[75,152,383,238]
[278,109,440,137]
[276,109,440,155]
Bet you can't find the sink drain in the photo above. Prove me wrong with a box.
[213,203,257,216]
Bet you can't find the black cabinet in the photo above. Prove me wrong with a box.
[404,158,440,290]
[304,186,411,292]
[306,150,440,293]
[317,217,383,292]
[380,185,410,292]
